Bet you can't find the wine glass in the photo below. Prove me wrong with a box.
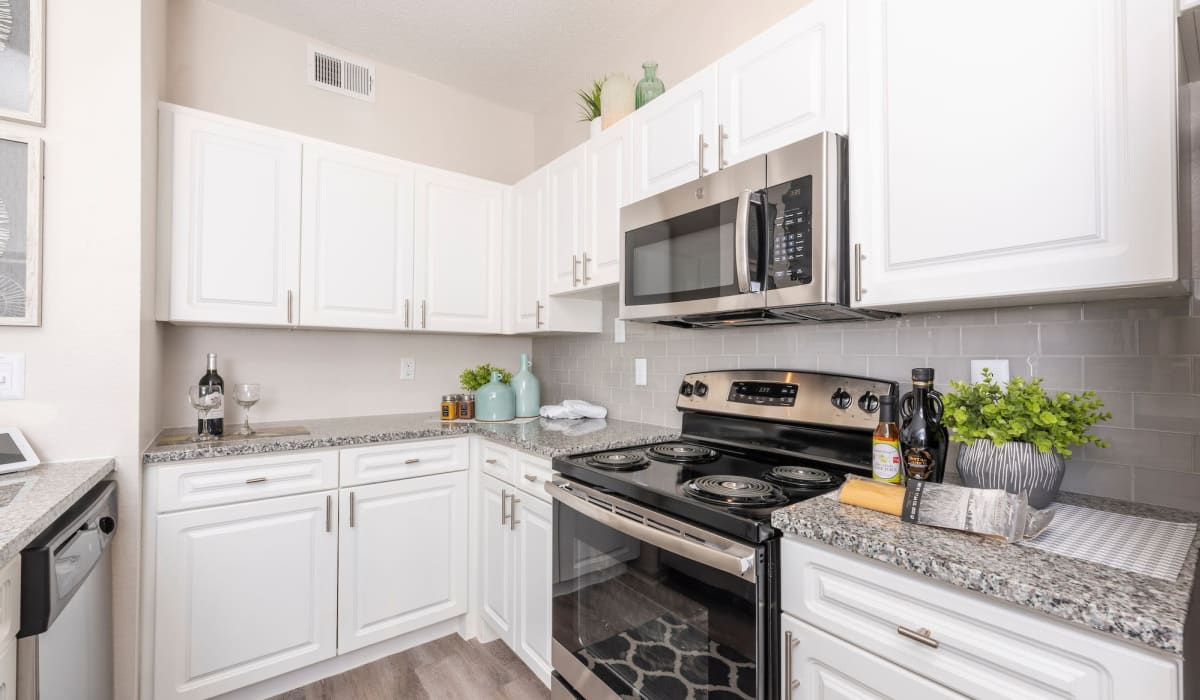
[188,385,223,443]
[234,383,261,436]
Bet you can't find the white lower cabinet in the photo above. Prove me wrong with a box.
[781,538,1181,700]
[153,490,339,700]
[337,472,469,654]
[0,556,18,700]
[476,444,554,686]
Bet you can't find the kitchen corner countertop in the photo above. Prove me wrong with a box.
[143,413,680,464]
[772,491,1200,656]
[0,458,115,568]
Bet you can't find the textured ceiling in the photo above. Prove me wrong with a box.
[208,0,679,113]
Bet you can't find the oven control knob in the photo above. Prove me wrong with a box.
[694,381,709,398]
[858,391,880,413]
[679,381,694,397]
[831,388,852,410]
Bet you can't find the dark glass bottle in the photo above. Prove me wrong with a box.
[900,368,947,482]
[198,353,225,437]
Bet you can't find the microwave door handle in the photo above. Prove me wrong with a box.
[734,188,753,293]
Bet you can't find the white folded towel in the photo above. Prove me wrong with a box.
[538,400,608,420]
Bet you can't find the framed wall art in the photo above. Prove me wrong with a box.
[0,132,42,326]
[0,0,45,125]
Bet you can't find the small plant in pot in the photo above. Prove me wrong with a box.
[943,370,1111,508]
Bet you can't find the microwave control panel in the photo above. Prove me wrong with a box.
[766,175,813,289]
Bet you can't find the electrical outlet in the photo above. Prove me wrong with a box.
[634,358,647,386]
[0,353,25,400]
[614,318,626,344]
[399,357,415,380]
[971,359,1009,384]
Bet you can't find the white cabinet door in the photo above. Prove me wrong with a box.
[546,145,587,295]
[717,0,847,167]
[509,171,547,332]
[299,142,415,330]
[337,472,469,654]
[414,169,505,332]
[583,121,629,289]
[513,493,553,685]
[479,474,516,644]
[782,614,966,699]
[849,0,1178,310]
[153,491,337,700]
[630,66,719,202]
[162,107,301,325]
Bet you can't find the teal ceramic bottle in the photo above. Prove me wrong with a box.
[475,371,515,422]
[635,62,665,109]
[511,353,541,418]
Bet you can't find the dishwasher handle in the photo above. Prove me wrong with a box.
[18,481,118,638]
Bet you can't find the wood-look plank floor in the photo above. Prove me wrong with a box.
[268,634,550,700]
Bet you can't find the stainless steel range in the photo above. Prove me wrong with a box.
[547,369,897,700]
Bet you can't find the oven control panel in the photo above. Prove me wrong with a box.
[677,370,898,431]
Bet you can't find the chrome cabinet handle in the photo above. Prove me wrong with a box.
[485,458,498,465]
[582,253,592,285]
[404,299,411,328]
[286,290,294,324]
[510,495,521,530]
[854,244,865,302]
[571,254,580,287]
[420,300,427,328]
[784,630,799,699]
[501,488,511,525]
[697,133,708,180]
[404,458,420,464]
[535,301,544,328]
[349,491,356,528]
[523,474,538,483]
[245,477,267,484]
[325,495,332,533]
[718,123,728,169]
[897,626,939,649]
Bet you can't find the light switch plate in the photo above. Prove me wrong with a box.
[0,353,25,400]
[399,357,415,380]
[614,318,626,344]
[634,358,647,386]
[971,359,1009,384]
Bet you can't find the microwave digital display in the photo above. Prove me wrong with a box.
[766,175,813,289]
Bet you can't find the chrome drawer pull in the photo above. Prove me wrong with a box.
[485,459,498,465]
[523,474,538,482]
[897,626,939,649]
[245,477,267,484]
[404,458,420,464]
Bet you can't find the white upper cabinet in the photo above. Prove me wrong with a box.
[160,106,301,326]
[583,121,630,288]
[546,144,588,295]
[508,171,547,333]
[849,0,1179,310]
[413,168,506,332]
[716,0,847,168]
[631,65,719,202]
[299,143,416,330]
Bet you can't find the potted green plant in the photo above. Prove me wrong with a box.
[943,369,1110,508]
[575,77,605,138]
[461,364,515,422]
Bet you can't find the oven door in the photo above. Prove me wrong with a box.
[619,155,767,322]
[546,479,778,700]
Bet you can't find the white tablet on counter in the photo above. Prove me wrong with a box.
[0,427,39,474]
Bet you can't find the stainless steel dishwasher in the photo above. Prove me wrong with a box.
[16,481,116,700]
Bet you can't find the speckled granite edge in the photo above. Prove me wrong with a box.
[143,413,680,464]
[0,458,115,567]
[773,491,1199,656]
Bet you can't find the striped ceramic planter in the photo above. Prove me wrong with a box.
[955,439,1065,509]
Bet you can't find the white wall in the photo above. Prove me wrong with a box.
[532,0,812,166]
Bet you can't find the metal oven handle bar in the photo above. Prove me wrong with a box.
[545,480,757,582]
[733,189,753,294]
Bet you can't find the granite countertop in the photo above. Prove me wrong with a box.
[0,458,115,567]
[772,490,1200,656]
[143,413,680,464]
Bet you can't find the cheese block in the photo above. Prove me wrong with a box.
[839,478,905,516]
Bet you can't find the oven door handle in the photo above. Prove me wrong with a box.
[545,480,758,582]
[734,188,754,294]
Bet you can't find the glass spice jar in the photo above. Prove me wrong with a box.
[458,393,475,420]
[441,394,461,421]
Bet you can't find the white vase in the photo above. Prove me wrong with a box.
[589,117,602,138]
[600,74,635,129]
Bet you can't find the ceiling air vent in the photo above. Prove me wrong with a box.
[307,45,375,102]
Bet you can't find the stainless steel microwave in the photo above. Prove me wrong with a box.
[618,132,892,327]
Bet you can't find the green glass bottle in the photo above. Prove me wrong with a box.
[635,62,665,109]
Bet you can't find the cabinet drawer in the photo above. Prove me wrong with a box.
[515,452,555,502]
[781,538,1180,699]
[480,442,517,483]
[154,450,339,513]
[340,437,468,486]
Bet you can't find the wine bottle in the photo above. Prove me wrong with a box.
[198,353,225,437]
[900,368,947,482]
[872,395,903,483]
